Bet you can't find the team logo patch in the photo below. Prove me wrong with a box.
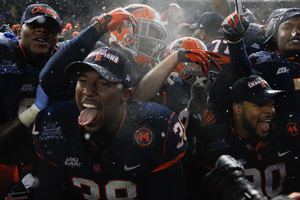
[285,122,299,136]
[38,123,66,141]
[64,157,82,168]
[293,78,300,91]
[132,126,155,148]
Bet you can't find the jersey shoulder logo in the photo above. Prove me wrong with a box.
[285,122,299,136]
[132,126,155,148]
[276,67,289,75]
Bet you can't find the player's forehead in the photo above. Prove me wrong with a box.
[280,16,300,27]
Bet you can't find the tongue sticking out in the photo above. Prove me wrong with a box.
[78,108,100,126]
[259,121,270,132]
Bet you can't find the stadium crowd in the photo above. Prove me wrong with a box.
[0,0,300,199]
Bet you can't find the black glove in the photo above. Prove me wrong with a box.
[222,13,250,43]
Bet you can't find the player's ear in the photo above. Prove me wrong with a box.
[121,87,132,103]
[232,103,242,115]
[17,26,22,39]
[199,30,206,40]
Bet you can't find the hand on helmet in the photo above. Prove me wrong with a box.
[177,49,222,76]
[98,7,139,35]
[200,109,216,127]
[222,12,249,43]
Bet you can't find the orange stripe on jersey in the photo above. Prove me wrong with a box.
[152,151,186,173]
[158,112,176,165]
[117,107,127,133]
[34,136,59,167]
[19,41,28,60]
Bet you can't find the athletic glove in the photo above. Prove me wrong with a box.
[200,109,216,127]
[177,49,222,76]
[222,12,250,43]
[18,85,50,127]
[98,7,139,35]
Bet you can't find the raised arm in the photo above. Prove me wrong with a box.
[132,49,221,101]
[132,52,179,101]
[40,8,139,101]
[222,12,254,76]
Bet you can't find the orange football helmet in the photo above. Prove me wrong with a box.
[109,4,167,65]
[165,37,219,88]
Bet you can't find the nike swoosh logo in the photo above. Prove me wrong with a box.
[278,150,291,157]
[124,164,141,171]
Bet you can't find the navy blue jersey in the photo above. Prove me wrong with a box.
[187,119,300,199]
[206,36,230,64]
[228,41,300,114]
[40,26,101,101]
[0,38,39,164]
[33,100,187,199]
[206,36,239,121]
[250,51,300,113]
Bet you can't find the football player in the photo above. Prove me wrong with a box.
[132,36,222,129]
[33,46,187,199]
[222,8,300,120]
[188,75,300,199]
[0,4,60,198]
[109,4,167,86]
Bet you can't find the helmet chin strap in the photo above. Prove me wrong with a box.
[167,72,179,85]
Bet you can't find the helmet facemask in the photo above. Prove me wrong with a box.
[109,18,166,65]
[179,62,218,88]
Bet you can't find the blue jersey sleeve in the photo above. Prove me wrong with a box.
[228,39,254,76]
[147,105,187,199]
[39,26,101,100]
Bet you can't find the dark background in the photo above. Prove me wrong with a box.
[1,0,299,30]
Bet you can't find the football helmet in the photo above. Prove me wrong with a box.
[109,4,167,65]
[165,37,218,88]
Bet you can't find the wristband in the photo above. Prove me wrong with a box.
[18,103,40,127]
[227,38,243,44]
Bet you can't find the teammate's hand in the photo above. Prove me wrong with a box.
[200,109,216,127]
[35,85,50,111]
[222,12,249,43]
[177,49,222,76]
[98,7,139,35]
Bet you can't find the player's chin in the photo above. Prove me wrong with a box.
[33,47,52,55]
[84,125,102,134]
[84,120,104,133]
[256,130,269,139]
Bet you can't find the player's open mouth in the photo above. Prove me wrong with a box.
[34,37,49,44]
[290,38,300,44]
[258,119,271,133]
[78,103,101,126]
